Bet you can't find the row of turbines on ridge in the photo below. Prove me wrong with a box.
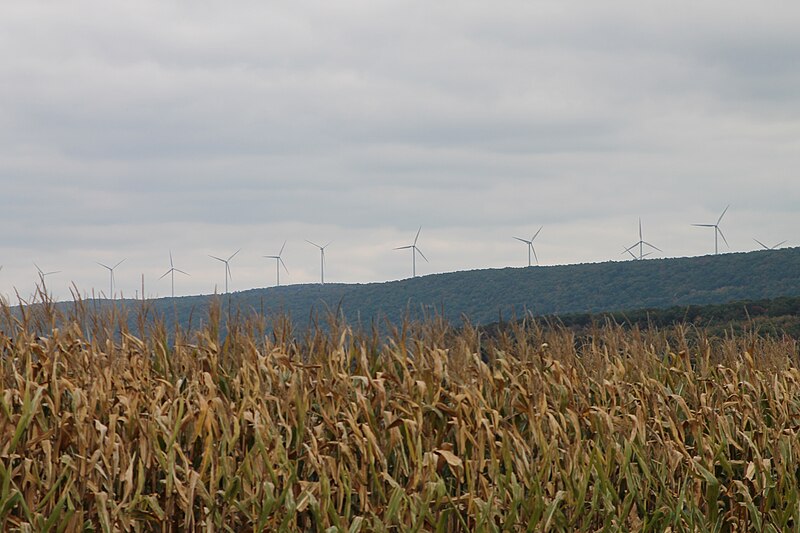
[10,205,790,299]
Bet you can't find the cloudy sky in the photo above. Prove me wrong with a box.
[1,1,799,301]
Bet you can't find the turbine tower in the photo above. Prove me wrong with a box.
[623,218,662,260]
[692,205,729,255]
[395,226,428,278]
[97,259,125,299]
[209,250,239,294]
[513,226,543,267]
[306,241,331,284]
[160,251,189,298]
[264,241,289,286]
[754,238,786,250]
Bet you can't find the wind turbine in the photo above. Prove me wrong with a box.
[34,263,61,298]
[692,205,729,255]
[622,218,662,260]
[754,238,787,250]
[306,241,331,284]
[97,259,125,298]
[34,262,61,281]
[513,226,543,267]
[395,226,429,278]
[209,250,239,294]
[160,251,189,298]
[264,241,289,286]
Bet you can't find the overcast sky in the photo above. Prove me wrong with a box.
[1,1,799,301]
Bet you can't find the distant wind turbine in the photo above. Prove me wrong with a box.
[34,263,60,298]
[34,262,61,280]
[513,226,543,267]
[623,218,662,260]
[264,241,289,286]
[754,238,786,250]
[692,205,730,255]
[97,259,125,298]
[160,251,189,298]
[395,227,428,278]
[306,241,331,284]
[209,250,239,294]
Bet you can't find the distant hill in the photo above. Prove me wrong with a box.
[99,247,800,333]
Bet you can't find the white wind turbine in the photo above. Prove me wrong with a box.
[692,205,730,255]
[754,238,787,250]
[160,251,189,298]
[306,241,331,284]
[395,227,428,278]
[623,218,662,260]
[264,241,289,286]
[97,259,125,299]
[513,226,543,267]
[34,262,61,281]
[34,263,61,298]
[209,250,239,294]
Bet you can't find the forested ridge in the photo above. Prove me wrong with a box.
[92,247,800,333]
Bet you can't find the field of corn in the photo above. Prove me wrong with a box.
[1,297,800,531]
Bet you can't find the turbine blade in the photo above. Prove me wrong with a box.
[717,204,730,225]
[306,240,321,248]
[394,245,413,250]
[209,255,225,263]
[279,240,286,256]
[414,226,422,246]
[692,224,715,227]
[416,247,429,263]
[175,269,189,276]
[97,262,112,270]
[228,249,240,261]
[159,269,171,280]
[513,237,531,244]
[531,245,539,264]
[642,241,663,252]
[113,259,126,269]
[774,240,787,248]
[279,258,289,274]
[717,227,729,247]
[169,251,174,268]
[638,218,642,241]
[753,238,769,250]
[323,241,332,249]
[532,226,543,241]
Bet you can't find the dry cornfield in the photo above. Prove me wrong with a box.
[1,298,800,531]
